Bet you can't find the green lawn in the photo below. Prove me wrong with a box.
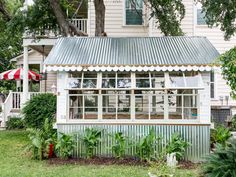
[0,130,200,177]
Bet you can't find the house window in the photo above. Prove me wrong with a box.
[68,71,201,121]
[210,71,215,99]
[168,90,198,120]
[125,0,143,25]
[197,8,207,25]
[69,91,98,120]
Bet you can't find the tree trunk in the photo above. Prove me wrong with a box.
[94,0,106,36]
[0,0,11,21]
[49,0,86,36]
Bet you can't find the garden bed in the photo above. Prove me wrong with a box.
[48,156,197,169]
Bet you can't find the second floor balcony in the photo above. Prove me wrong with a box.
[23,18,88,38]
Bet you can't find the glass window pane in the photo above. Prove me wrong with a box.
[168,95,182,119]
[210,83,215,98]
[68,78,81,88]
[150,94,164,119]
[151,72,165,88]
[184,108,198,119]
[197,9,207,25]
[135,95,149,119]
[125,0,143,25]
[117,73,131,88]
[69,108,83,119]
[68,72,82,78]
[83,79,97,88]
[136,73,150,88]
[84,95,98,119]
[117,94,130,119]
[102,95,116,119]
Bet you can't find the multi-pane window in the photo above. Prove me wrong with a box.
[69,91,98,120]
[197,8,207,25]
[125,0,143,25]
[102,90,131,119]
[68,71,201,121]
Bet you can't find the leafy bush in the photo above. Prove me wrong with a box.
[166,132,190,161]
[112,132,126,159]
[55,133,75,159]
[6,117,24,129]
[203,139,236,177]
[211,126,232,147]
[82,128,102,158]
[231,114,236,131]
[27,118,56,160]
[137,128,158,161]
[22,93,56,129]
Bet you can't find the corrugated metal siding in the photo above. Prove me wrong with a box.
[57,124,210,162]
[45,37,219,66]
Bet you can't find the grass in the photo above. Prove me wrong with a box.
[0,130,200,177]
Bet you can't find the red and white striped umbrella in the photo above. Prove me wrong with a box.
[0,68,41,81]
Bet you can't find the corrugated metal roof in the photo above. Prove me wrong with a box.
[44,37,219,66]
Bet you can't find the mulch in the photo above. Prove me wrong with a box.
[48,156,198,169]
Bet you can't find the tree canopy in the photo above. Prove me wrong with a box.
[200,0,236,40]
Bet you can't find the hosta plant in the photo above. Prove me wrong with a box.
[203,139,236,177]
[27,118,56,160]
[166,132,190,161]
[82,128,102,158]
[137,128,159,161]
[112,132,126,159]
[55,133,75,159]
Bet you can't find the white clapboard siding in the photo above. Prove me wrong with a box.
[211,70,236,108]
[88,0,149,37]
[57,71,67,123]
[199,72,211,123]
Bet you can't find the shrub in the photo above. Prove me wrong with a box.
[55,133,75,159]
[137,128,158,161]
[27,118,56,160]
[112,132,126,159]
[6,117,24,130]
[231,114,236,131]
[166,132,190,161]
[203,139,236,177]
[22,93,56,129]
[211,126,232,147]
[82,128,102,158]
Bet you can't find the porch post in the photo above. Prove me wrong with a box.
[22,46,29,104]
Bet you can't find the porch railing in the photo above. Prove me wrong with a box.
[1,91,42,127]
[24,18,88,37]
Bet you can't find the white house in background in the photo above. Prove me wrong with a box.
[3,0,235,126]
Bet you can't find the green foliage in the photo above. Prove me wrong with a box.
[55,133,75,159]
[112,132,126,159]
[149,0,185,36]
[219,47,236,98]
[136,128,158,161]
[210,126,232,147]
[6,117,24,130]
[22,93,56,129]
[27,118,56,160]
[231,115,236,131]
[203,139,236,177]
[82,128,102,158]
[201,0,236,40]
[166,132,190,161]
[149,161,199,177]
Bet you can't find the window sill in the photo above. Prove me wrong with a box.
[122,25,148,28]
[59,120,210,126]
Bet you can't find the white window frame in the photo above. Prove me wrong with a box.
[67,71,202,123]
[123,0,144,26]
